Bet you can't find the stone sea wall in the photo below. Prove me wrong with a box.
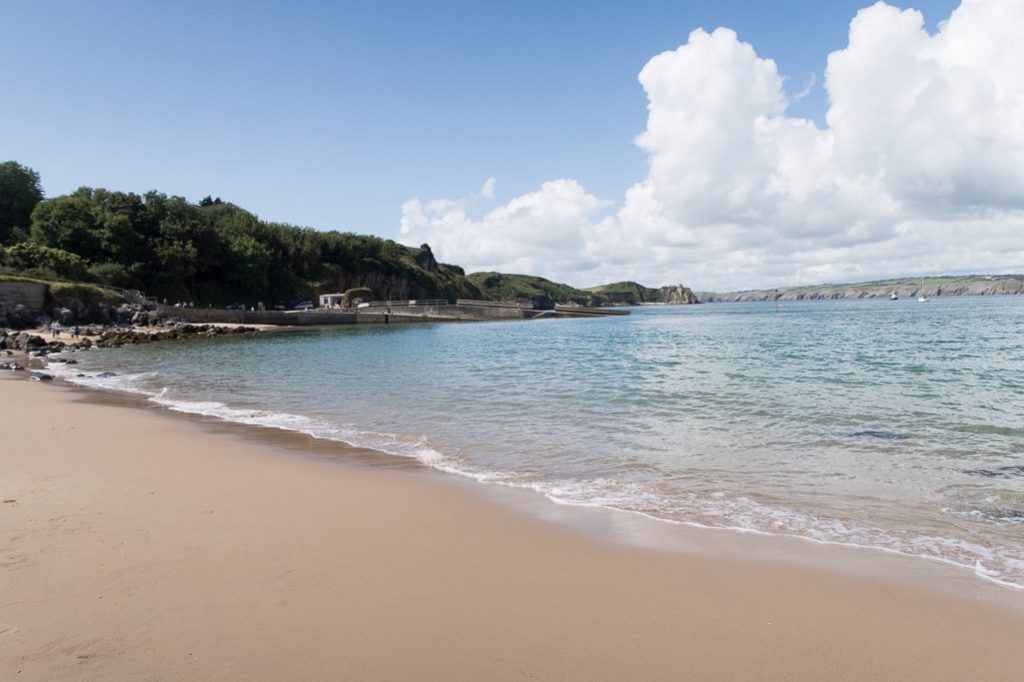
[0,282,47,309]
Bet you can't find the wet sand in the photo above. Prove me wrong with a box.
[2,375,1024,680]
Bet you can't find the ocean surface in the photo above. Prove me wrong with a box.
[52,297,1024,588]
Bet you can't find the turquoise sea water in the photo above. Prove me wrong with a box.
[54,297,1024,588]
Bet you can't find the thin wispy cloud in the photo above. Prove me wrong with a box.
[478,177,496,200]
[791,73,816,103]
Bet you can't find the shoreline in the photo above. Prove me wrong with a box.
[41,343,1024,601]
[3,374,1024,679]
[60,372,1024,606]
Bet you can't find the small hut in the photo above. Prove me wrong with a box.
[318,293,344,309]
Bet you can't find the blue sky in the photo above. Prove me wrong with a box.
[6,0,1018,290]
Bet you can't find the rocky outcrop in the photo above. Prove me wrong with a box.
[92,324,260,348]
[657,284,700,305]
[413,244,438,272]
[0,329,86,354]
[0,322,259,355]
[0,303,38,329]
[0,330,49,352]
[1,279,138,329]
[48,287,135,326]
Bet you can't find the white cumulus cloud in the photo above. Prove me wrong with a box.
[400,179,612,276]
[398,0,1024,291]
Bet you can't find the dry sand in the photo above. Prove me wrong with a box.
[2,375,1024,680]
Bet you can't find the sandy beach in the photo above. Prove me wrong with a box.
[2,374,1024,680]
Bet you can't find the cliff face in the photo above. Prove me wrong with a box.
[701,276,1024,302]
[314,245,482,303]
[323,265,481,302]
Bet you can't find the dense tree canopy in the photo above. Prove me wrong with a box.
[0,161,44,244]
[0,165,481,305]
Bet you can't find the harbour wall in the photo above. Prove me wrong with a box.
[155,301,627,326]
[0,281,47,311]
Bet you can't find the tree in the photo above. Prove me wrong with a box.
[0,242,87,280]
[0,161,44,244]
[29,191,101,260]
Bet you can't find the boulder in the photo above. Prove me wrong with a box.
[0,303,38,329]
[114,304,141,323]
[29,371,53,381]
[18,335,47,351]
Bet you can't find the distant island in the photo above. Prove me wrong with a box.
[700,275,1024,302]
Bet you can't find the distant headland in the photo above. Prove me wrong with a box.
[700,275,1024,302]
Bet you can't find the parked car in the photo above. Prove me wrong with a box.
[293,300,314,310]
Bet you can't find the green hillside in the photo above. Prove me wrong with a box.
[0,160,702,310]
[0,161,481,306]
[467,272,599,308]
[585,281,656,303]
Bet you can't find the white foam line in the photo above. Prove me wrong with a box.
[526,487,1024,592]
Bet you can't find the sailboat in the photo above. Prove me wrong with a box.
[890,291,898,300]
[918,277,929,302]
